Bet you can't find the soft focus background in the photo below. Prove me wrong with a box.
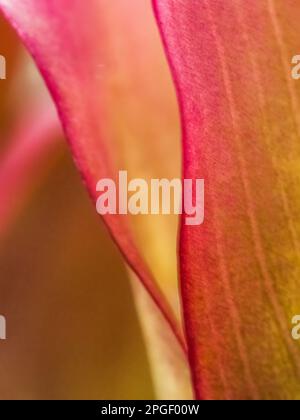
[0,14,155,400]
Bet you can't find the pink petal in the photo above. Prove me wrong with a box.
[0,0,185,351]
[154,0,300,399]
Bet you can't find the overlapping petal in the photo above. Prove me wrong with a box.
[154,0,300,399]
[0,0,183,339]
[0,0,190,398]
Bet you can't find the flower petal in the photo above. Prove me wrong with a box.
[0,0,186,357]
[130,271,192,399]
[154,0,300,399]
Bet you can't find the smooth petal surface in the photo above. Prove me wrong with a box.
[0,27,154,396]
[0,0,183,340]
[0,0,191,397]
[154,0,300,399]
[130,271,192,399]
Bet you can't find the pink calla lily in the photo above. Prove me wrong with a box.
[0,0,300,400]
